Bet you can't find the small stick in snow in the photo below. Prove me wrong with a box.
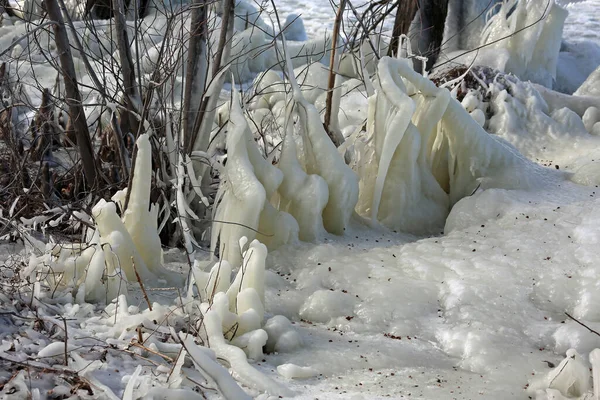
[132,256,152,311]
[63,317,68,366]
[137,326,144,345]
[565,312,600,337]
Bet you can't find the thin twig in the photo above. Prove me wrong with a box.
[132,256,152,311]
[565,312,600,337]
[324,0,346,147]
[63,317,68,366]
[0,21,56,58]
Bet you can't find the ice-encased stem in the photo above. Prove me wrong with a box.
[202,310,292,396]
[591,349,600,400]
[180,333,251,400]
[123,134,165,277]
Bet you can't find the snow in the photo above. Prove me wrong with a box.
[1,0,600,399]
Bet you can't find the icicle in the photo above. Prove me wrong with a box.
[122,134,166,278]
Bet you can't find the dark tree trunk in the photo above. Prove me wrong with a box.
[423,0,450,70]
[45,0,98,188]
[112,0,140,136]
[182,0,208,150]
[409,0,450,71]
[388,0,419,58]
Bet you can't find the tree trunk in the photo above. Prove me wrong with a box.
[187,0,235,156]
[409,0,450,71]
[45,0,98,188]
[324,0,346,148]
[388,0,419,58]
[113,0,141,135]
[423,0,450,70]
[182,0,208,152]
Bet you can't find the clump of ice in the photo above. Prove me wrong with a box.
[264,315,302,353]
[277,108,329,242]
[575,65,600,97]
[211,89,298,266]
[214,52,360,255]
[479,0,567,88]
[277,363,318,379]
[528,349,592,398]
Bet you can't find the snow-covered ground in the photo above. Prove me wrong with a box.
[0,0,600,399]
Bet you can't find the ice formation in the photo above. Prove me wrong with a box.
[479,0,567,88]
[349,57,534,234]
[575,65,600,97]
[211,89,298,266]
[528,348,596,399]
[212,58,359,257]
[29,133,179,303]
[277,108,329,242]
[189,238,295,397]
[290,80,359,235]
[3,0,600,398]
[440,0,568,89]
[222,54,565,239]
[180,334,252,400]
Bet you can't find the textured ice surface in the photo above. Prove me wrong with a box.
[2,1,600,399]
